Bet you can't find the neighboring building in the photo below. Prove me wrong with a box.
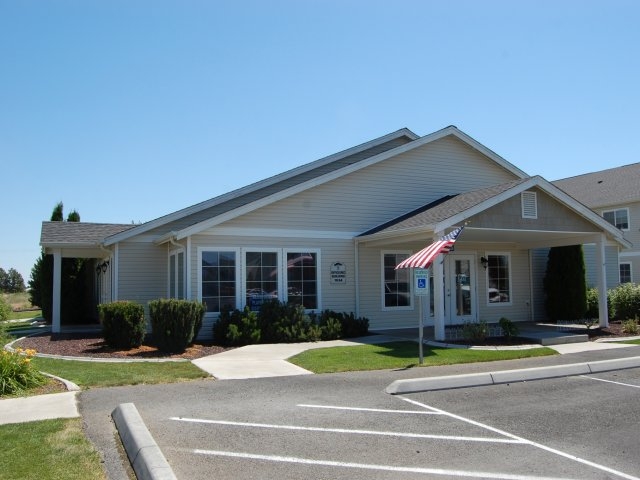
[553,163,640,288]
[40,126,630,340]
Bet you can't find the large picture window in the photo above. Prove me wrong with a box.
[285,251,318,309]
[245,251,279,311]
[486,253,511,305]
[383,252,411,308]
[603,208,629,230]
[201,250,237,313]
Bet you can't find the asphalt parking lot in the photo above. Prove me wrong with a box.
[81,358,640,480]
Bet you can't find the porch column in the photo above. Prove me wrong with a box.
[52,249,62,334]
[595,234,609,328]
[433,248,446,341]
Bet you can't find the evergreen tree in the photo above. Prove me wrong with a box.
[543,245,588,321]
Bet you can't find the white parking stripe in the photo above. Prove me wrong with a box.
[399,396,640,480]
[194,449,578,480]
[171,417,523,444]
[579,375,640,389]
[297,403,443,414]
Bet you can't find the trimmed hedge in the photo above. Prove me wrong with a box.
[98,301,145,349]
[609,283,640,320]
[213,300,369,347]
[149,299,206,353]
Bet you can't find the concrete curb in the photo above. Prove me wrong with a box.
[385,355,640,394]
[112,403,177,480]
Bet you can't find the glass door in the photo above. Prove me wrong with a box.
[446,254,476,324]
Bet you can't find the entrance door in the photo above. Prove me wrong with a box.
[446,254,476,324]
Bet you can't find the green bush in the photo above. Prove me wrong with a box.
[149,299,206,353]
[609,283,640,320]
[215,306,261,346]
[98,301,145,349]
[0,347,46,396]
[258,300,319,343]
[622,318,639,335]
[462,319,488,343]
[543,245,587,321]
[315,310,369,339]
[317,313,342,340]
[498,317,519,338]
[0,296,11,321]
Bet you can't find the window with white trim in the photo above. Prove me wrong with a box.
[285,251,318,309]
[382,252,411,308]
[486,253,511,305]
[603,208,629,230]
[620,263,632,284]
[245,250,279,311]
[521,191,537,219]
[169,250,185,299]
[201,250,237,313]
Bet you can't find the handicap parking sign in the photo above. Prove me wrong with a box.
[414,269,429,296]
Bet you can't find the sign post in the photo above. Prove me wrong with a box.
[414,268,429,364]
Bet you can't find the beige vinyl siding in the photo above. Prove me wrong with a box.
[189,234,357,340]
[222,137,520,234]
[116,241,167,328]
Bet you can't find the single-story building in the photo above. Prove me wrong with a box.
[40,126,630,340]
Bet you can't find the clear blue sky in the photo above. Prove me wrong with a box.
[2,0,639,283]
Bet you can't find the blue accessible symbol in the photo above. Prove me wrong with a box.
[417,278,426,289]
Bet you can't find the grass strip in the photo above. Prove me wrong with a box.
[32,356,209,389]
[0,418,105,480]
[620,338,640,345]
[289,341,557,374]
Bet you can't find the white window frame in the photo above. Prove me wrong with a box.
[197,247,241,316]
[381,250,413,311]
[619,262,632,284]
[168,248,186,299]
[243,248,281,312]
[521,191,538,219]
[602,208,630,231]
[485,252,513,307]
[283,248,321,312]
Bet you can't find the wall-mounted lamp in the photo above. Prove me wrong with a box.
[480,256,488,270]
[96,260,109,274]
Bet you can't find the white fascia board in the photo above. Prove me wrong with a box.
[103,128,418,246]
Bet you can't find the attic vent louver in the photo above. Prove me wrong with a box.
[521,191,537,219]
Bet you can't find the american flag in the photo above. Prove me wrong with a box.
[395,226,464,270]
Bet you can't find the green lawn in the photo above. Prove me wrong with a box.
[289,341,557,374]
[0,418,105,480]
[32,357,209,389]
[621,338,640,345]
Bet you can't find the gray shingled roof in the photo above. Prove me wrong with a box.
[40,221,134,246]
[360,178,531,236]
[553,162,640,208]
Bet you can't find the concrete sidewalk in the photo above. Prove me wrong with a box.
[0,391,79,425]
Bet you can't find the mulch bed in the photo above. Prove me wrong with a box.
[14,332,229,360]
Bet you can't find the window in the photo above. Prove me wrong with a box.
[620,263,632,284]
[201,250,237,313]
[603,208,629,230]
[169,251,185,299]
[521,191,537,219]
[486,253,511,304]
[285,251,318,309]
[383,252,411,308]
[245,251,279,311]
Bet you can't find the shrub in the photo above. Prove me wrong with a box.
[317,312,342,340]
[216,306,261,346]
[258,300,319,343]
[316,310,369,339]
[462,319,488,343]
[0,296,11,321]
[98,301,145,349]
[543,245,587,321]
[0,347,46,396]
[622,318,639,335]
[498,317,519,338]
[149,299,206,353]
[609,283,640,320]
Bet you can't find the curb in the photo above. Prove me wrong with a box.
[385,355,640,394]
[112,403,177,480]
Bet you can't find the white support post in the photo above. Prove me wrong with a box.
[595,234,609,328]
[433,252,446,341]
[52,249,62,334]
